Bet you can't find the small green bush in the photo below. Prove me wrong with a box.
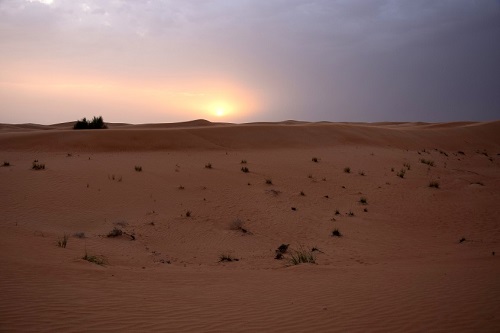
[420,159,435,167]
[332,229,342,237]
[32,160,45,170]
[219,254,238,262]
[83,251,106,265]
[429,181,440,188]
[289,248,316,265]
[57,234,68,248]
[74,116,107,130]
[107,228,122,238]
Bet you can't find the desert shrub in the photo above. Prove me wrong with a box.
[358,170,365,176]
[300,191,305,196]
[83,251,106,265]
[359,197,368,205]
[2,161,10,167]
[74,116,107,130]
[230,218,248,233]
[265,179,273,185]
[289,248,315,265]
[397,169,406,178]
[344,167,351,173]
[241,160,247,164]
[332,229,342,237]
[277,244,289,254]
[219,254,238,262]
[420,159,435,167]
[429,181,440,188]
[185,210,192,217]
[241,166,249,173]
[348,210,354,216]
[335,209,340,215]
[57,234,68,248]
[73,232,86,239]
[205,163,212,169]
[312,157,319,163]
[107,228,122,237]
[135,165,142,172]
[32,160,45,170]
[178,185,185,190]
[403,163,411,170]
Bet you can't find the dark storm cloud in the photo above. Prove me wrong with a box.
[1,0,499,123]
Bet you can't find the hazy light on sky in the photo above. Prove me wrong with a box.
[1,0,499,124]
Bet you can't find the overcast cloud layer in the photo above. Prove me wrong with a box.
[1,0,499,124]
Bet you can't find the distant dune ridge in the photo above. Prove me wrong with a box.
[0,119,499,332]
[0,119,499,152]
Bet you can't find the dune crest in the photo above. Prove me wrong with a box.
[0,120,499,152]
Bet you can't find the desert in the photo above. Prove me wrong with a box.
[0,120,499,332]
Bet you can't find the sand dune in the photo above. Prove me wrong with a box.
[0,120,499,152]
[1,120,499,332]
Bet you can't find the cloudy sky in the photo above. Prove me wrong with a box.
[1,0,499,124]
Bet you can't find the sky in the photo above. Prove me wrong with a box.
[1,0,499,124]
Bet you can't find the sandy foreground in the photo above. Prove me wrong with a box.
[0,120,499,332]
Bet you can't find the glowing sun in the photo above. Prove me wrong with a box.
[215,108,225,117]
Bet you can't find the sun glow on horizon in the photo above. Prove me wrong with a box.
[1,67,260,123]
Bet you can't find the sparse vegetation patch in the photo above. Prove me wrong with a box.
[219,254,239,262]
[57,234,68,248]
[332,229,342,237]
[83,251,106,265]
[107,228,123,238]
[397,169,406,178]
[420,159,435,167]
[74,116,107,130]
[32,160,45,170]
[230,218,248,233]
[289,248,316,265]
[344,167,351,173]
[429,181,440,188]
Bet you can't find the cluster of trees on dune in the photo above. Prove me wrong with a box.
[73,116,107,129]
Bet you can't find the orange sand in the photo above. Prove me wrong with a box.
[1,120,499,332]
